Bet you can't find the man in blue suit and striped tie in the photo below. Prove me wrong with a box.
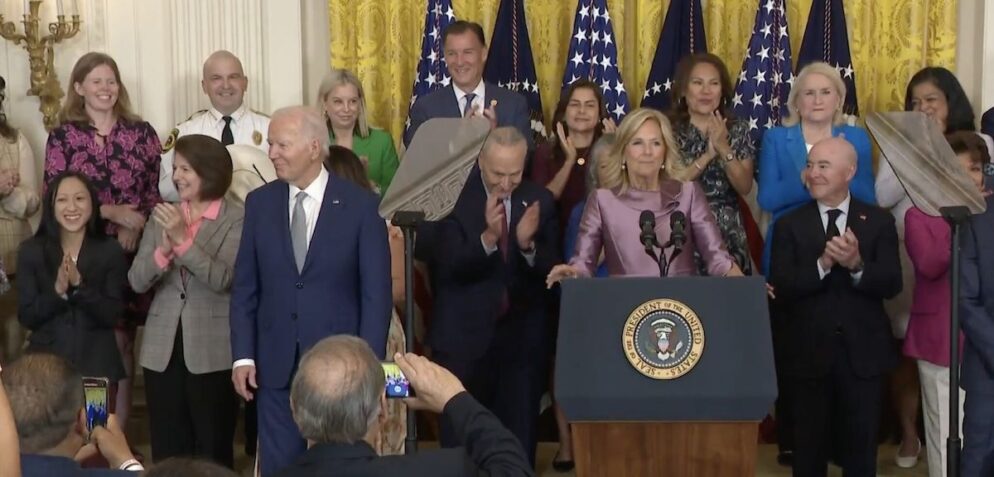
[230,106,392,475]
[403,21,533,151]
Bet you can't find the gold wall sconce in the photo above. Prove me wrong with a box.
[1,0,82,131]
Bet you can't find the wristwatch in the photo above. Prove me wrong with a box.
[723,152,735,163]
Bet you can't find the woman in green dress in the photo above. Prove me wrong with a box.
[317,68,400,194]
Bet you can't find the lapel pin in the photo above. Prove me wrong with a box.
[521,200,528,207]
[332,199,341,205]
[859,214,867,221]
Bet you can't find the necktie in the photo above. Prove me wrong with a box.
[291,191,308,272]
[462,93,477,118]
[221,116,234,145]
[499,199,510,261]
[826,209,842,240]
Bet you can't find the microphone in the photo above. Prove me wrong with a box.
[639,210,659,254]
[667,211,687,250]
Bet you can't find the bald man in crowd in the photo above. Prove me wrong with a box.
[229,106,392,475]
[768,137,902,477]
[160,50,270,202]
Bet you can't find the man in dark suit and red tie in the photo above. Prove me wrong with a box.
[422,126,558,465]
[229,106,392,475]
[769,137,902,477]
[403,21,533,150]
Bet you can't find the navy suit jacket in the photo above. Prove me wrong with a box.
[403,82,533,149]
[230,173,392,389]
[961,193,994,394]
[425,170,559,358]
[272,393,533,477]
[21,454,131,477]
[982,107,994,138]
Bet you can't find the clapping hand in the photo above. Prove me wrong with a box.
[556,122,579,166]
[482,193,506,248]
[515,201,540,250]
[826,229,862,270]
[152,203,188,246]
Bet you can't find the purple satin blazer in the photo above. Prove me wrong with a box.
[568,180,735,277]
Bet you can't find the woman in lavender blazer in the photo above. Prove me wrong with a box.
[547,108,742,284]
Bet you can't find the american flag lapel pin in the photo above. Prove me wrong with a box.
[332,199,341,205]
[859,214,867,221]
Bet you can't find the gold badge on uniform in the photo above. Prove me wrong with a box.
[162,128,179,153]
[252,130,263,146]
[622,298,705,380]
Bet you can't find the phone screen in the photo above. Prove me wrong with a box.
[381,362,412,399]
[82,377,109,433]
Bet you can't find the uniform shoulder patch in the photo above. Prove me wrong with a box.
[162,128,179,153]
[185,109,209,122]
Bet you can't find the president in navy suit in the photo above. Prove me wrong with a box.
[403,21,533,150]
[230,106,391,475]
[422,126,558,466]
[960,190,994,477]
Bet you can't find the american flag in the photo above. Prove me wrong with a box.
[797,0,858,118]
[483,0,546,138]
[731,0,794,146]
[404,0,456,133]
[642,0,707,111]
[560,0,629,122]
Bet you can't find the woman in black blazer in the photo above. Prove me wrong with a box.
[17,172,127,391]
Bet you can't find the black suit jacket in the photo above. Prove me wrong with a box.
[272,392,534,477]
[769,199,901,379]
[16,235,128,381]
[425,171,559,358]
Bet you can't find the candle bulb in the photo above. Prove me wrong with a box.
[57,0,64,15]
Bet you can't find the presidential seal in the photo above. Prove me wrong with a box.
[622,298,705,380]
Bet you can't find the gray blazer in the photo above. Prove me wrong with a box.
[129,199,244,374]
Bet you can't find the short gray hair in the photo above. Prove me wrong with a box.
[481,126,527,160]
[3,353,85,453]
[290,335,384,444]
[271,106,331,157]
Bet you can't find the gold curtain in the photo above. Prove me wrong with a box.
[329,0,957,147]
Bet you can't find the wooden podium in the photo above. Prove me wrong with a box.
[556,277,775,477]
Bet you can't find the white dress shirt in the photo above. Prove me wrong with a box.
[454,81,486,117]
[815,193,863,282]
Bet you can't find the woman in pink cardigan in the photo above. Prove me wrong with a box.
[904,131,988,477]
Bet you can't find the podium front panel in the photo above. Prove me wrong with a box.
[555,276,776,422]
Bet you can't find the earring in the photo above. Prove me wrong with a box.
[621,163,627,170]
[660,164,666,170]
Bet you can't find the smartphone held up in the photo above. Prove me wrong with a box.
[381,362,414,399]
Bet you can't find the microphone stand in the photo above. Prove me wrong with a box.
[391,210,425,455]
[941,205,970,477]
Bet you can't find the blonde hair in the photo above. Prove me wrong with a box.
[316,68,370,138]
[783,61,846,127]
[599,108,682,192]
